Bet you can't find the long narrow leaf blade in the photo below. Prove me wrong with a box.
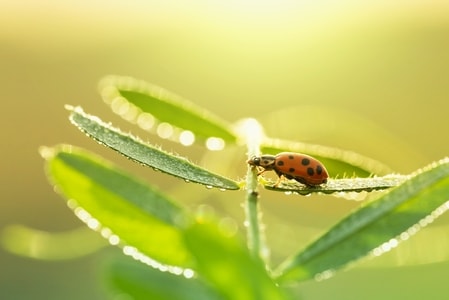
[98,75,237,145]
[184,221,288,300]
[275,157,449,283]
[67,106,240,190]
[106,256,221,300]
[42,145,194,268]
[1,225,107,260]
[262,138,393,177]
[263,176,407,196]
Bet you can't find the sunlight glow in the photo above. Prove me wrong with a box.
[157,122,174,139]
[205,137,225,151]
[137,112,155,130]
[111,96,130,116]
[108,234,120,246]
[235,118,264,148]
[122,245,195,279]
[179,130,195,146]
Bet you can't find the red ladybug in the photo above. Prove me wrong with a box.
[247,152,328,187]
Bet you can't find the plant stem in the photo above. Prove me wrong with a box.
[239,118,268,264]
[245,165,266,262]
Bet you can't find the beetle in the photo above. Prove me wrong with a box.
[247,152,328,187]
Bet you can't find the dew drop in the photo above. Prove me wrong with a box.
[111,97,130,116]
[100,85,119,103]
[399,231,410,241]
[108,234,120,245]
[315,269,335,281]
[122,104,140,122]
[157,122,174,139]
[183,269,195,279]
[100,227,113,239]
[123,245,137,256]
[66,199,78,210]
[87,218,100,230]
[179,130,195,146]
[137,113,155,130]
[206,137,225,151]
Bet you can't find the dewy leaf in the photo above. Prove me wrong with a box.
[98,75,237,146]
[67,106,240,190]
[274,158,449,283]
[42,144,195,268]
[263,175,407,196]
[262,138,393,177]
[184,221,288,300]
[106,256,222,300]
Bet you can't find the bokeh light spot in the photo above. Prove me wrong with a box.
[179,130,195,146]
[206,137,225,151]
[157,122,174,139]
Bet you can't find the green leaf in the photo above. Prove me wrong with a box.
[105,256,222,300]
[42,145,285,299]
[261,138,393,177]
[184,221,288,300]
[274,157,449,283]
[67,106,240,190]
[42,145,194,268]
[0,225,107,260]
[98,75,237,145]
[263,175,406,195]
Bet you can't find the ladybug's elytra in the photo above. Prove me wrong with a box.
[247,152,329,187]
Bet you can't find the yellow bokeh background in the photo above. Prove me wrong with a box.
[1,1,449,299]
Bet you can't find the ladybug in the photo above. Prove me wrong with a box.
[247,152,329,187]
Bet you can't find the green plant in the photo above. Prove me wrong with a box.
[5,75,449,299]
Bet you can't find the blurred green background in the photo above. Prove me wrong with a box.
[1,1,449,299]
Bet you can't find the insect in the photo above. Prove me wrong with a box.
[247,152,329,187]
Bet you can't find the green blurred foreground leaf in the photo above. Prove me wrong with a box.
[0,225,106,260]
[67,106,240,190]
[106,256,221,300]
[98,75,237,144]
[42,144,194,267]
[184,221,287,300]
[274,157,449,283]
[42,145,287,299]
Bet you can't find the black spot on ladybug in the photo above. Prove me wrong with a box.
[301,158,310,166]
[289,168,295,173]
[263,160,270,165]
[288,155,294,159]
[307,167,314,176]
[316,165,323,175]
[277,160,284,166]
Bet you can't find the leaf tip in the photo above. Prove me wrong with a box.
[39,146,56,160]
[64,104,85,114]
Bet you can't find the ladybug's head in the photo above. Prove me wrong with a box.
[247,155,276,170]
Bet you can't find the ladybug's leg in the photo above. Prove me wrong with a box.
[273,170,286,187]
[273,175,285,187]
[256,168,268,176]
